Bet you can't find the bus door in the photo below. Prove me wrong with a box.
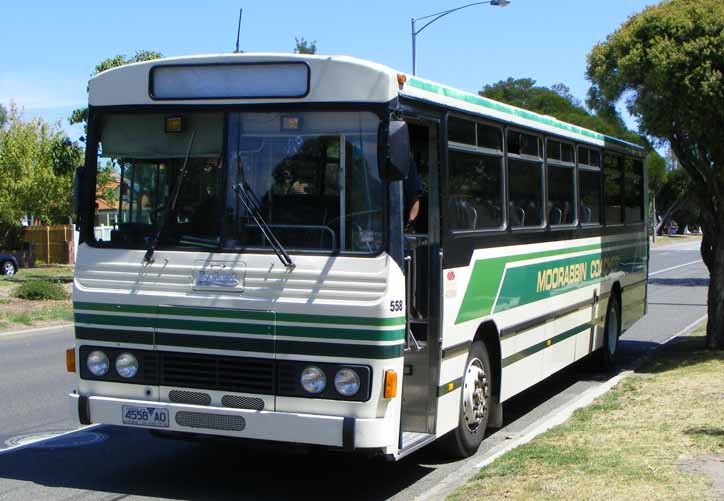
[399,117,443,444]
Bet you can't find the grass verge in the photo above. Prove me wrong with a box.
[651,234,702,248]
[0,266,74,285]
[0,302,73,330]
[450,326,724,500]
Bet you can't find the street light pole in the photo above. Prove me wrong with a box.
[411,0,510,76]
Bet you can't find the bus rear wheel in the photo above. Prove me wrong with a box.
[592,294,621,371]
[440,341,492,458]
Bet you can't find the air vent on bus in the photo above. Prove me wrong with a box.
[175,411,246,432]
[169,390,211,406]
[221,395,265,410]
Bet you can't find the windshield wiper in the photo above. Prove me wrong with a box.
[144,131,196,263]
[232,181,295,269]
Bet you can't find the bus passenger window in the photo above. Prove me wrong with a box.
[624,157,644,223]
[508,159,543,227]
[547,165,576,225]
[447,150,503,231]
[603,153,623,224]
[579,169,601,224]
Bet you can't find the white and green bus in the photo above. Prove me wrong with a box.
[69,53,647,460]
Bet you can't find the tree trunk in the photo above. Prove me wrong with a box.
[703,225,724,349]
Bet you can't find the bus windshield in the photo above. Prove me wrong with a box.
[93,110,384,254]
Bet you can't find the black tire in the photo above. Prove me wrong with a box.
[439,341,492,458]
[1,260,17,277]
[592,294,621,371]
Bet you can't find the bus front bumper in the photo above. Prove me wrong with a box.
[69,393,395,450]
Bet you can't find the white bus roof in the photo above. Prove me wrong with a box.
[89,53,641,150]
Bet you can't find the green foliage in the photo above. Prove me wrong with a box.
[644,151,667,194]
[0,104,79,228]
[586,0,724,225]
[294,37,317,54]
[13,279,68,301]
[0,104,7,129]
[479,78,644,146]
[586,0,724,345]
[69,50,162,128]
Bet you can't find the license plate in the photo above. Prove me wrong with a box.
[122,405,169,428]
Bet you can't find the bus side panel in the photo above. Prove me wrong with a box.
[436,346,480,437]
[621,281,647,331]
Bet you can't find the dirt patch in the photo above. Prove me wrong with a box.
[680,454,724,500]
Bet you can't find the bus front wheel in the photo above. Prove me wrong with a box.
[440,341,492,458]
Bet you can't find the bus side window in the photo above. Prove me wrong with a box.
[603,152,624,224]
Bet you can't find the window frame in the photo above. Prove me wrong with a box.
[446,114,507,235]
[603,151,625,227]
[577,146,603,227]
[507,128,546,231]
[546,138,578,228]
[624,155,645,225]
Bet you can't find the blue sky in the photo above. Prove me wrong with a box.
[1,0,656,141]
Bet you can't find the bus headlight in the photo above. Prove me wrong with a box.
[300,366,326,394]
[115,353,138,379]
[87,350,110,376]
[334,368,360,396]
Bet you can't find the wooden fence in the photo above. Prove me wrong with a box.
[23,225,75,264]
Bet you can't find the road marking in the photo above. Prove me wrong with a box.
[0,424,101,456]
[0,323,73,339]
[649,259,704,277]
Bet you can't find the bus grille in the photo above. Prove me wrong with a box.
[159,352,275,395]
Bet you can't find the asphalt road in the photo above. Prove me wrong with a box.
[0,238,709,500]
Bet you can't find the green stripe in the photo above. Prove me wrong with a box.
[455,240,647,324]
[74,302,405,327]
[456,243,600,324]
[75,326,153,345]
[406,78,644,152]
[437,377,464,397]
[276,340,404,359]
[75,326,402,359]
[73,313,404,342]
[502,323,593,368]
[156,333,273,353]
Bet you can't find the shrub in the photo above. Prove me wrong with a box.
[13,280,67,301]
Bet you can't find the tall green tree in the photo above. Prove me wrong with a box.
[70,50,162,130]
[479,78,645,146]
[0,104,81,232]
[587,0,724,348]
[645,150,667,238]
[0,104,7,129]
[294,37,317,55]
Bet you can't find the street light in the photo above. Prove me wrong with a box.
[411,0,510,76]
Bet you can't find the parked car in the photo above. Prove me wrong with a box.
[0,253,19,276]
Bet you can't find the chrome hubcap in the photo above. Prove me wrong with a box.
[462,358,489,432]
[607,307,618,355]
[2,262,14,276]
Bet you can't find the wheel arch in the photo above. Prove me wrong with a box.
[473,320,503,427]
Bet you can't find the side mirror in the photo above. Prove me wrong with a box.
[73,166,86,221]
[379,121,410,181]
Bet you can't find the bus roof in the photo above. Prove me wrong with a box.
[88,53,642,152]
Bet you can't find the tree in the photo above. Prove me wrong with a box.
[479,78,645,146]
[0,104,7,129]
[294,37,317,55]
[645,151,667,239]
[70,50,162,131]
[0,104,80,234]
[587,0,724,348]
